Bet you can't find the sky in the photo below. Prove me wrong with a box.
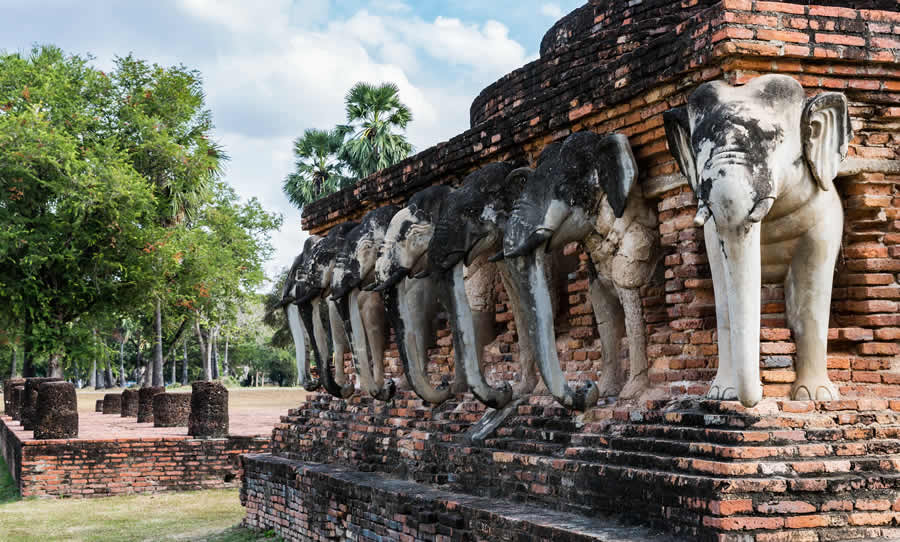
[1,0,583,286]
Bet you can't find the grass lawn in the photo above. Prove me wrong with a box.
[0,453,280,541]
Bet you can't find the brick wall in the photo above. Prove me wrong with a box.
[300,0,900,402]
[0,415,268,498]
[246,2,900,540]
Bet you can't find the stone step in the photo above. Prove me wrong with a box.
[611,422,900,446]
[599,435,900,460]
[242,454,679,542]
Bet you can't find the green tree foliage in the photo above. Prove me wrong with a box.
[0,46,281,383]
[0,46,156,376]
[282,128,352,211]
[338,82,413,179]
[282,81,414,209]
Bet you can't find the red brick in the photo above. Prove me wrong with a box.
[757,29,810,44]
[784,515,829,529]
[848,512,895,526]
[809,6,861,18]
[815,33,866,46]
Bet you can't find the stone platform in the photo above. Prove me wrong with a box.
[243,391,900,541]
[242,455,677,542]
[0,410,271,498]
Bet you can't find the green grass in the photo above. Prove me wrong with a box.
[0,454,19,505]
[0,482,282,541]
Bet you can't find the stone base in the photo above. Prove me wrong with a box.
[261,391,900,541]
[241,454,674,542]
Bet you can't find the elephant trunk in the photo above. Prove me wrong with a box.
[722,223,764,407]
[505,248,599,411]
[285,302,319,391]
[341,290,395,401]
[384,279,452,405]
[443,262,512,409]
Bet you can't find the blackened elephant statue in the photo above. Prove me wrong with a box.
[330,205,399,401]
[500,131,659,411]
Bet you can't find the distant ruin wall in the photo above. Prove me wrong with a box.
[0,415,268,498]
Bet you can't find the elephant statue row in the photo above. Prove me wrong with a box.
[280,74,851,412]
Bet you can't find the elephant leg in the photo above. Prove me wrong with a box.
[588,276,626,398]
[312,298,350,398]
[705,222,738,401]
[616,286,650,399]
[328,299,354,397]
[499,267,540,397]
[786,211,842,401]
[359,290,395,400]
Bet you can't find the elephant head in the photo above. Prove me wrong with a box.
[296,221,359,398]
[374,185,459,405]
[422,162,542,409]
[501,132,641,411]
[375,185,454,290]
[330,205,399,401]
[664,74,851,407]
[283,235,322,391]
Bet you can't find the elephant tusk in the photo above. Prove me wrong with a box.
[694,205,712,227]
[374,268,408,292]
[413,270,430,279]
[488,250,505,263]
[361,282,377,291]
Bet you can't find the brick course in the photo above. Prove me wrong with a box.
[0,414,268,498]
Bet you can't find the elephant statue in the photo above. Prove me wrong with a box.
[424,162,541,409]
[500,131,659,411]
[294,221,359,399]
[329,205,400,401]
[374,185,465,405]
[281,235,322,391]
[663,73,850,407]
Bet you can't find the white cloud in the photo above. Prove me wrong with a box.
[172,0,532,287]
[540,3,564,18]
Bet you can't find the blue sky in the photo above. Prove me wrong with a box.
[1,0,583,281]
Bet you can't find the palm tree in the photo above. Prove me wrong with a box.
[338,82,413,179]
[282,128,351,211]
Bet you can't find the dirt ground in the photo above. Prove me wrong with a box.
[1,385,310,439]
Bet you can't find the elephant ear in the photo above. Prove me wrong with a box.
[802,92,851,191]
[504,166,534,192]
[597,133,638,219]
[663,106,698,191]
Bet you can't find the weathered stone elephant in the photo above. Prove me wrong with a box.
[330,205,399,401]
[374,185,465,405]
[500,131,659,410]
[281,235,322,391]
[294,221,359,399]
[663,74,850,407]
[424,162,541,409]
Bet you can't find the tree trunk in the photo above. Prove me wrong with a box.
[48,352,63,378]
[195,320,210,380]
[90,357,97,388]
[153,299,164,386]
[22,312,33,377]
[104,346,114,388]
[10,345,17,378]
[223,335,230,378]
[181,338,189,385]
[211,326,220,380]
[119,339,127,388]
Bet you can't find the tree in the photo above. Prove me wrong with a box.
[338,82,413,179]
[110,54,227,387]
[0,46,157,377]
[282,128,352,211]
